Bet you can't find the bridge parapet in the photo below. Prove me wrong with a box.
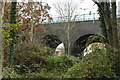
[42,10,120,24]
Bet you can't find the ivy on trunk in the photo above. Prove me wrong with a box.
[9,2,17,67]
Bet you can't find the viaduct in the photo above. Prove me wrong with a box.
[35,17,120,57]
[35,20,102,57]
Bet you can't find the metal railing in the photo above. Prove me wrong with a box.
[42,10,120,24]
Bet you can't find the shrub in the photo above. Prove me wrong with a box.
[45,55,80,71]
[37,54,80,78]
[2,67,23,78]
[13,42,54,74]
[3,73,23,78]
[14,53,48,74]
[64,50,117,78]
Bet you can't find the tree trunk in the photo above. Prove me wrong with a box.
[29,3,34,42]
[98,2,108,39]
[67,22,70,54]
[0,1,5,79]
[9,2,17,67]
[30,11,34,42]
[111,1,120,77]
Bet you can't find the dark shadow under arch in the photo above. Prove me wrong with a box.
[72,34,105,58]
[43,35,62,49]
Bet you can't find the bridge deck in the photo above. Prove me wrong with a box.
[42,10,120,24]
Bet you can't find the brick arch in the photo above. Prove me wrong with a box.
[37,20,103,54]
[71,34,105,58]
[43,35,62,49]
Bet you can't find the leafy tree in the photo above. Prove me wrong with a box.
[92,0,120,78]
[16,2,52,42]
[3,2,52,43]
[2,2,52,67]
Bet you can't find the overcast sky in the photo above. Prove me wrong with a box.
[40,0,120,17]
[44,0,98,17]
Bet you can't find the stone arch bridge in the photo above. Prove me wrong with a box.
[35,20,104,56]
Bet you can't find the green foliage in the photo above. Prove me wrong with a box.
[86,35,105,47]
[14,45,54,74]
[64,49,117,78]
[2,23,20,67]
[34,70,61,78]
[13,54,80,78]
[2,67,23,78]
[39,46,54,56]
[37,54,80,78]
[44,55,80,71]
[3,40,117,78]
[2,23,20,43]
[8,1,17,68]
[3,72,22,78]
[3,48,117,78]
